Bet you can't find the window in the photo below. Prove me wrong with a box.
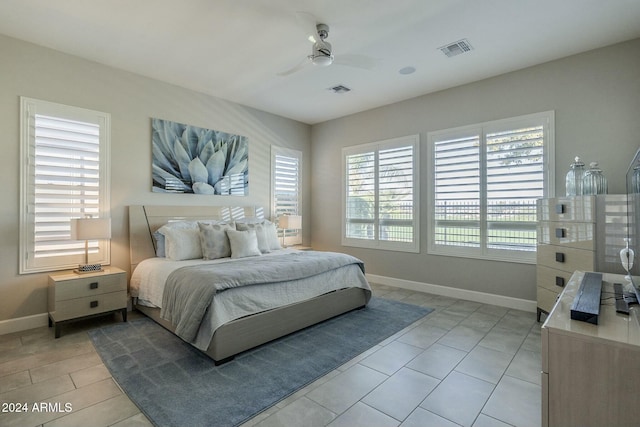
[427,111,554,263]
[342,135,419,252]
[271,146,302,246]
[20,97,111,274]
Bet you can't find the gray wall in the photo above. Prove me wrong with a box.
[310,38,640,301]
[0,34,311,322]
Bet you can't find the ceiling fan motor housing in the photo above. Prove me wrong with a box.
[310,23,333,66]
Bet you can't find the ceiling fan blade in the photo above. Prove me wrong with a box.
[277,57,311,76]
[333,54,378,70]
[295,11,319,43]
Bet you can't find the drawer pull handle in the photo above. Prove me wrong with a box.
[556,276,565,287]
[555,252,565,263]
[90,301,99,308]
[555,228,566,238]
[556,204,566,214]
[90,282,99,290]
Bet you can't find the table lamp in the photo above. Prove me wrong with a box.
[278,214,301,247]
[70,217,111,274]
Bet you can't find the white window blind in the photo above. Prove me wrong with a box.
[343,135,419,252]
[20,98,111,274]
[428,111,554,263]
[271,146,302,246]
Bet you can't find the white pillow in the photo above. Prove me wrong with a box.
[263,220,281,251]
[235,221,271,253]
[156,219,223,257]
[226,229,262,259]
[162,228,203,261]
[198,222,233,260]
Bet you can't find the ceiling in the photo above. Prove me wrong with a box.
[1,0,639,125]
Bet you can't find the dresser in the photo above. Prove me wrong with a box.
[48,266,127,338]
[536,195,626,321]
[541,271,640,427]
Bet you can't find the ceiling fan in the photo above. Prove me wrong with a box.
[278,16,376,76]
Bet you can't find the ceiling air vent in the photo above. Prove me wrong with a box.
[439,39,473,58]
[328,84,351,94]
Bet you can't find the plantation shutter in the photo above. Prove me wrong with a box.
[343,135,419,252]
[21,98,110,273]
[433,134,481,248]
[485,125,544,251]
[271,147,302,245]
[345,151,376,240]
[379,145,415,242]
[429,111,553,263]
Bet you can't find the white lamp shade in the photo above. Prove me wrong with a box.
[279,215,302,230]
[70,218,111,240]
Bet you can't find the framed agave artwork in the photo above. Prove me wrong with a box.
[151,118,248,195]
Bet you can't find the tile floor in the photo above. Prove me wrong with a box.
[0,284,541,427]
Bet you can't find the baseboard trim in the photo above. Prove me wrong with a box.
[0,313,49,336]
[366,274,536,313]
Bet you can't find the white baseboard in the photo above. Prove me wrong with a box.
[0,313,49,336]
[367,274,536,313]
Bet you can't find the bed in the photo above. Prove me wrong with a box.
[128,205,372,364]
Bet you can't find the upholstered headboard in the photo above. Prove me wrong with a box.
[128,205,263,271]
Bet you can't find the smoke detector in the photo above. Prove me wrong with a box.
[439,39,473,58]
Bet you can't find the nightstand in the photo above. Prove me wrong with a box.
[48,266,127,338]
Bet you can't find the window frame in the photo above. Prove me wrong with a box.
[20,97,111,274]
[427,111,555,264]
[271,145,302,246]
[342,134,420,253]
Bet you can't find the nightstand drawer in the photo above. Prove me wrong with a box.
[52,290,127,321]
[52,273,126,301]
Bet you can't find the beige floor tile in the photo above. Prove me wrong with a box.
[110,412,155,427]
[362,367,439,421]
[420,371,494,427]
[69,363,111,388]
[43,394,140,427]
[306,364,387,414]
[327,402,399,427]
[359,341,423,375]
[256,397,336,427]
[482,375,541,427]
[30,352,102,383]
[0,369,32,394]
[406,343,467,380]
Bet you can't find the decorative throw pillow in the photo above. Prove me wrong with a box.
[236,221,271,253]
[226,229,262,259]
[198,222,233,260]
[162,227,203,261]
[263,220,282,251]
[156,221,199,257]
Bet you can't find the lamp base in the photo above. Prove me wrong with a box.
[74,263,104,274]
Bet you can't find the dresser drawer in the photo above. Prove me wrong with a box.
[50,272,126,301]
[537,222,595,250]
[537,286,560,314]
[537,265,573,292]
[537,244,594,273]
[52,291,127,321]
[537,197,595,222]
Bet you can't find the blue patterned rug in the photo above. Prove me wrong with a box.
[89,297,432,427]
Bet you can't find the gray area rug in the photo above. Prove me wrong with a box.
[89,297,432,427]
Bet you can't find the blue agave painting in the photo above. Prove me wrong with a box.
[151,118,248,195]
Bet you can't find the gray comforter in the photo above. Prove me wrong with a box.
[160,250,365,344]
